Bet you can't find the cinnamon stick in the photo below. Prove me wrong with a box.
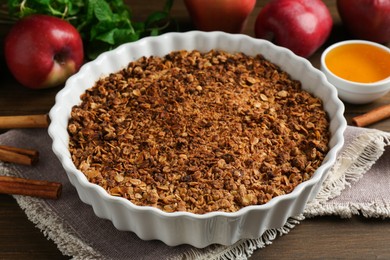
[0,176,62,199]
[352,104,390,127]
[0,114,49,129]
[0,145,39,165]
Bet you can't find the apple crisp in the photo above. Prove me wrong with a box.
[68,50,330,214]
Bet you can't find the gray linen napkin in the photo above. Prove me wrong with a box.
[1,125,390,259]
[305,126,390,218]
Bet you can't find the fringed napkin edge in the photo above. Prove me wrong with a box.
[304,128,390,218]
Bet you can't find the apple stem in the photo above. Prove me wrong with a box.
[62,5,68,19]
[19,0,27,14]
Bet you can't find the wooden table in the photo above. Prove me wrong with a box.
[1,1,390,259]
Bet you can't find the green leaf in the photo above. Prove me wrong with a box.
[85,0,96,22]
[95,28,117,44]
[90,20,114,40]
[114,28,140,44]
[92,0,113,21]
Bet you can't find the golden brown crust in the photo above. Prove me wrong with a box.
[68,50,330,214]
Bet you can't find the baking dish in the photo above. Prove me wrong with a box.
[48,31,346,248]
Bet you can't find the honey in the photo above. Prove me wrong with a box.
[325,43,390,83]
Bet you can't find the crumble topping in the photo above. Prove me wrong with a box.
[68,50,330,214]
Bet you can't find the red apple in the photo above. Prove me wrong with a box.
[184,0,256,33]
[337,0,390,43]
[4,15,84,89]
[254,0,333,58]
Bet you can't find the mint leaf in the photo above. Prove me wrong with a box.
[92,0,112,21]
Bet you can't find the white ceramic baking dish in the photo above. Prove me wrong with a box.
[48,31,346,248]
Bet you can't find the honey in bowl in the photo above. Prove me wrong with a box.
[325,43,390,83]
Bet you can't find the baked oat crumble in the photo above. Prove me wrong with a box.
[68,50,330,214]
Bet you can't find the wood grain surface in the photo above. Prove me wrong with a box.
[0,1,389,259]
